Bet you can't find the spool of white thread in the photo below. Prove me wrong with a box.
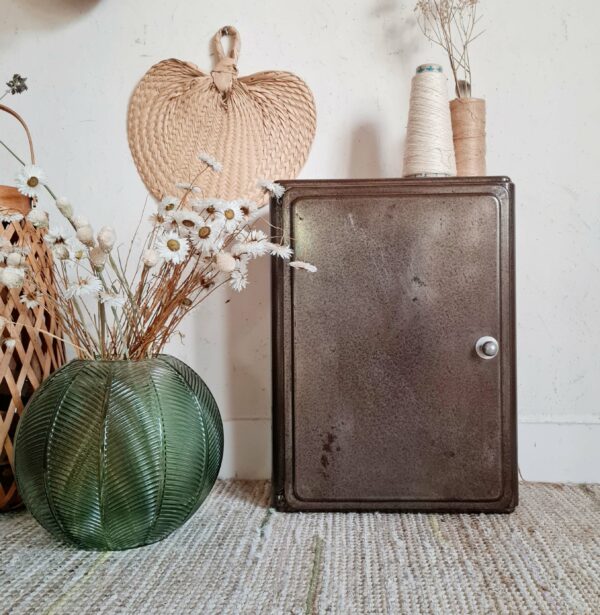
[402,64,457,178]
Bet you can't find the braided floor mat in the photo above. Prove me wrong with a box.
[1,481,598,614]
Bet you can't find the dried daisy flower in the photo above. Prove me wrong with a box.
[257,179,285,199]
[56,197,73,219]
[175,182,202,194]
[99,291,126,309]
[6,252,24,267]
[66,238,86,261]
[193,223,218,255]
[26,208,49,229]
[15,165,45,199]
[45,227,68,246]
[190,198,226,215]
[289,260,317,273]
[269,243,293,259]
[89,246,108,270]
[54,245,70,260]
[65,277,102,299]
[232,229,269,259]
[215,252,236,273]
[0,266,25,289]
[148,213,166,227]
[229,268,248,292]
[71,214,89,230]
[170,211,202,235]
[142,249,159,268]
[215,202,243,233]
[76,225,95,247]
[197,152,223,173]
[156,231,189,264]
[158,196,180,216]
[0,212,24,224]
[97,226,116,253]
[237,199,255,215]
[20,291,41,309]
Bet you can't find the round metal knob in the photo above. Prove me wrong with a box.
[476,336,499,360]
[482,341,498,356]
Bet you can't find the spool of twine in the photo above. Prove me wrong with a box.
[403,64,456,178]
[449,97,486,176]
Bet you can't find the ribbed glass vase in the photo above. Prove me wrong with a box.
[14,355,223,551]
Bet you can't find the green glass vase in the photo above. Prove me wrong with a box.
[14,355,223,550]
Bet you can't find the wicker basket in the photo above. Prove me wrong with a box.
[0,104,65,512]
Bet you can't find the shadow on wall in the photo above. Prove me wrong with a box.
[369,0,422,69]
[224,252,271,421]
[224,234,271,478]
[4,0,101,28]
[348,123,384,178]
[364,0,422,176]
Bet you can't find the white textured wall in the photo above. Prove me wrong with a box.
[1,0,598,482]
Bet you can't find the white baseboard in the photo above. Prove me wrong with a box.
[219,417,600,484]
[219,419,271,480]
[518,416,600,483]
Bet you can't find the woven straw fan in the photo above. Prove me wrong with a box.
[128,26,317,204]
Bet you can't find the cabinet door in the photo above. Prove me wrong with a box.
[272,178,516,512]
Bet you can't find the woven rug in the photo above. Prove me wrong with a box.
[1,482,598,614]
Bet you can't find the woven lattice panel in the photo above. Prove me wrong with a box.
[0,212,65,511]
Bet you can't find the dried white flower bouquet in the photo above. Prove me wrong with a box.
[415,0,483,97]
[1,147,314,360]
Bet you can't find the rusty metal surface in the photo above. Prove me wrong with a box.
[272,177,517,512]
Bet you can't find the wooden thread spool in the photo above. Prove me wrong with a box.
[450,97,486,176]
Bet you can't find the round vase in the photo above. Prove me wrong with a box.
[14,355,223,550]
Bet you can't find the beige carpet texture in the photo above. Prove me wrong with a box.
[1,481,598,614]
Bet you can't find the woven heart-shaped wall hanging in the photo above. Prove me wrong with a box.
[127,26,317,204]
